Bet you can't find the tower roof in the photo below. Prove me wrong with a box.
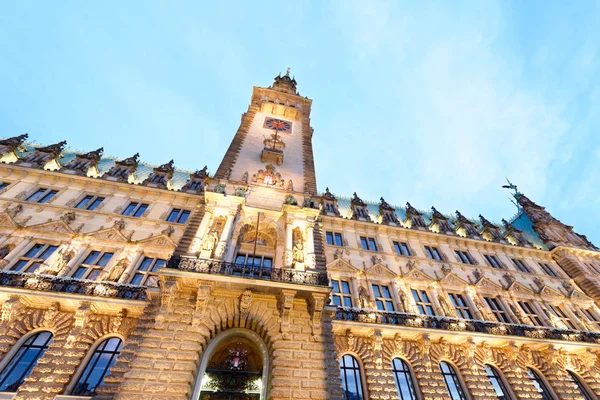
[271,68,298,95]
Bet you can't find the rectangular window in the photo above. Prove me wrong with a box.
[72,251,114,280]
[75,195,105,211]
[425,246,443,261]
[580,308,600,330]
[511,258,532,273]
[411,289,435,316]
[167,209,191,224]
[122,202,149,217]
[0,182,9,191]
[538,262,558,278]
[331,279,353,308]
[448,293,472,319]
[455,250,474,265]
[547,305,576,330]
[371,284,394,311]
[326,232,343,246]
[26,188,58,204]
[360,237,378,251]
[234,254,273,269]
[129,257,166,287]
[484,297,511,323]
[11,244,58,273]
[393,241,411,256]
[484,255,504,270]
[517,301,544,326]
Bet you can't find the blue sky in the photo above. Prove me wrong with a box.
[2,1,600,244]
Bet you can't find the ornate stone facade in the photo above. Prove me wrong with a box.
[0,73,598,400]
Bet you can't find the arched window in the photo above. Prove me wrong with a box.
[484,365,511,400]
[340,355,364,400]
[0,331,53,392]
[439,361,467,400]
[526,368,554,400]
[566,370,594,400]
[72,337,123,396]
[392,358,417,400]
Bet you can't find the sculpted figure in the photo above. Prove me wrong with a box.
[437,294,454,317]
[292,242,304,264]
[37,248,74,276]
[201,230,219,255]
[105,259,128,282]
[358,286,371,309]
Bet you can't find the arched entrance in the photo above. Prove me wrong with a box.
[193,329,269,400]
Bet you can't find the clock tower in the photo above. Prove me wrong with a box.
[215,70,317,196]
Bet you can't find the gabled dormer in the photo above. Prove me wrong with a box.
[103,153,139,183]
[142,160,174,189]
[350,192,371,222]
[378,197,398,225]
[18,140,66,170]
[479,215,505,243]
[0,134,28,163]
[320,188,340,217]
[181,166,208,193]
[404,202,426,230]
[62,147,103,176]
[502,219,532,247]
[453,210,481,239]
[429,206,454,234]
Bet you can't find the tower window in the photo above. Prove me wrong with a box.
[526,369,554,400]
[372,284,394,311]
[11,244,58,273]
[26,188,58,203]
[331,279,352,307]
[393,241,411,256]
[424,246,443,261]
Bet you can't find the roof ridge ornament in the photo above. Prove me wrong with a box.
[502,177,523,198]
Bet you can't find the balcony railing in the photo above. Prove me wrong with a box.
[334,307,600,344]
[0,270,147,300]
[167,256,329,287]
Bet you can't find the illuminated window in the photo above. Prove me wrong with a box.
[566,371,593,400]
[455,250,474,265]
[129,257,166,287]
[121,202,149,217]
[339,355,364,400]
[72,251,114,280]
[527,369,554,400]
[331,279,353,307]
[538,262,558,278]
[546,305,576,330]
[511,258,532,273]
[0,331,53,392]
[411,289,435,316]
[167,209,190,224]
[392,358,417,400]
[372,284,394,311]
[484,365,511,400]
[234,254,272,269]
[11,244,58,273]
[393,242,411,256]
[448,293,472,320]
[440,361,467,400]
[425,246,443,261]
[360,237,378,251]
[484,255,504,270]
[26,188,58,203]
[326,232,343,246]
[75,195,105,211]
[72,337,123,396]
[517,301,545,326]
[484,297,511,323]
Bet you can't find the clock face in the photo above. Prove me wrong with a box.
[264,118,292,132]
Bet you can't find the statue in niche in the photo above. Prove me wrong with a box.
[242,171,249,183]
[105,259,128,282]
[285,179,294,192]
[358,286,371,309]
[437,294,454,317]
[37,248,74,276]
[398,289,409,313]
[201,230,219,257]
[292,228,304,269]
[509,304,525,324]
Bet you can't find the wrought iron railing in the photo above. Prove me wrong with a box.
[0,270,147,300]
[334,307,600,344]
[167,256,329,287]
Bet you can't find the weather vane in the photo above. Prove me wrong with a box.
[502,177,522,197]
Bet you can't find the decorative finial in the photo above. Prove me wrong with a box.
[502,177,522,197]
[286,67,291,76]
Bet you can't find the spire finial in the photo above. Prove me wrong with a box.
[502,177,522,197]
[286,67,291,76]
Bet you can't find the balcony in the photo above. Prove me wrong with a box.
[167,256,329,287]
[334,307,600,344]
[0,270,147,300]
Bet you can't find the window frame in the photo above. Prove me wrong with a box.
[484,297,511,323]
[393,241,411,256]
[359,236,378,252]
[483,254,504,270]
[546,304,577,330]
[526,368,556,400]
[566,370,594,400]
[26,188,58,204]
[391,358,418,400]
[331,279,353,308]
[448,293,473,320]
[70,336,124,396]
[517,301,544,326]
[439,361,468,400]
[538,262,559,278]
[511,258,532,273]
[424,245,443,261]
[484,364,512,400]
[326,231,344,247]
[166,208,191,224]
[0,330,53,392]
[129,256,166,287]
[454,250,474,265]
[411,288,436,316]
[371,284,395,311]
[75,194,105,211]
[71,250,115,280]
[339,354,365,400]
[121,201,149,218]
[10,243,59,273]
[580,308,600,330]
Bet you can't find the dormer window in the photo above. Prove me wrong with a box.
[182,166,208,193]
[378,197,398,224]
[19,140,66,169]
[63,148,103,176]
[142,160,174,189]
[350,192,371,221]
[103,153,139,183]
[320,187,340,217]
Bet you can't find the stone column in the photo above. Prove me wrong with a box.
[306,219,316,269]
[215,208,237,260]
[284,216,294,268]
[188,205,214,254]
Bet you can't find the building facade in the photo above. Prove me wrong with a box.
[0,72,599,400]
